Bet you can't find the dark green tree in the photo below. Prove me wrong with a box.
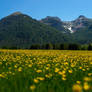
[88,44,92,50]
[45,43,53,49]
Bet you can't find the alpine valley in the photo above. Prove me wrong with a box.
[0,12,92,48]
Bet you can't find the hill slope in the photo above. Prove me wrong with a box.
[0,12,72,48]
[41,15,92,44]
[72,15,92,44]
[40,16,70,33]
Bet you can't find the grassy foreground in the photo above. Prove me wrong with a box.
[0,50,92,92]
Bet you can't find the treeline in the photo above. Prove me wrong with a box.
[29,43,91,50]
[1,43,92,50]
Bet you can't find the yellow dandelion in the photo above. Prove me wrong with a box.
[55,68,59,73]
[0,62,2,65]
[68,70,73,73]
[84,77,91,82]
[36,70,42,73]
[18,67,22,72]
[83,82,90,90]
[76,81,81,84]
[30,85,36,90]
[37,77,45,81]
[62,77,66,81]
[72,84,82,92]
[79,67,82,69]
[34,79,39,83]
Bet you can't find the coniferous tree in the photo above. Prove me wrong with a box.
[88,44,92,50]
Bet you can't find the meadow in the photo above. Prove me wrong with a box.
[0,50,92,92]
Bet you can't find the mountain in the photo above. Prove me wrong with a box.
[68,15,92,44]
[64,15,92,44]
[1,12,92,47]
[71,15,92,32]
[40,15,92,33]
[0,12,72,49]
[40,15,92,44]
[40,16,70,33]
[72,16,92,44]
[62,15,90,33]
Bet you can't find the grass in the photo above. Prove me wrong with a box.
[0,50,92,92]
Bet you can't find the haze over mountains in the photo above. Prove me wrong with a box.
[0,12,92,48]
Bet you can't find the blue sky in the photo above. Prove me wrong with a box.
[0,0,92,21]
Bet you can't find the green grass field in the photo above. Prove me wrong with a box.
[0,50,92,92]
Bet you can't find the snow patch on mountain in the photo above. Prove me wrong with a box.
[68,27,74,33]
[63,23,74,33]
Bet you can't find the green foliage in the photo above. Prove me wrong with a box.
[1,13,92,49]
[0,50,92,92]
[0,13,72,49]
[88,44,92,50]
[45,43,53,49]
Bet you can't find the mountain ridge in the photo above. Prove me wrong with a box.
[0,12,72,48]
[0,12,92,48]
[40,15,92,33]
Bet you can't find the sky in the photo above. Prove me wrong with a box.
[0,0,92,21]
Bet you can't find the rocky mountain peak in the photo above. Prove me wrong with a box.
[10,11,23,16]
[78,15,86,19]
[42,16,62,22]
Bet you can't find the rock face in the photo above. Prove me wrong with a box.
[71,15,90,32]
[40,16,62,23]
[40,15,92,33]
[40,15,92,44]
[40,16,70,33]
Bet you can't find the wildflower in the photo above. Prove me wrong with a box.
[68,70,73,73]
[30,85,36,90]
[55,68,59,73]
[88,73,92,76]
[90,62,92,64]
[72,84,82,92]
[45,74,52,78]
[28,64,32,67]
[0,74,4,78]
[45,67,49,70]
[18,67,22,72]
[36,70,42,73]
[76,81,81,84]
[84,77,91,82]
[82,69,85,71]
[34,79,39,83]
[79,67,82,69]
[71,64,75,67]
[83,82,90,90]
[62,70,66,74]
[14,65,18,68]
[58,71,63,75]
[37,77,45,81]
[0,62,2,64]
[62,77,66,81]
